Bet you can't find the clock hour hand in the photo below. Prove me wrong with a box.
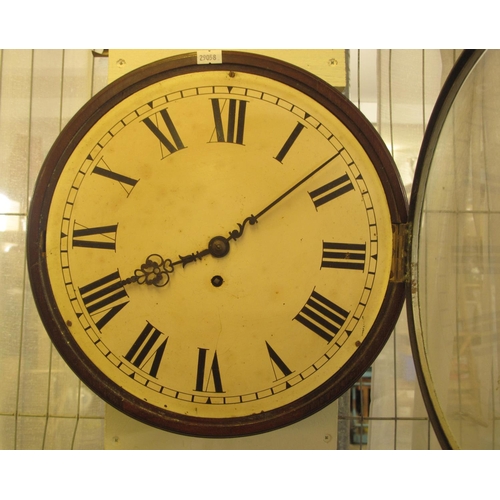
[122,235,234,288]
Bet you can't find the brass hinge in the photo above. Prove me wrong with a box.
[391,222,410,283]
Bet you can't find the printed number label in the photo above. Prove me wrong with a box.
[197,50,222,65]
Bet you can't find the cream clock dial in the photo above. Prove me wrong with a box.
[28,51,407,437]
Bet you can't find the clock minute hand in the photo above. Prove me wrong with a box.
[228,151,341,243]
[124,152,341,288]
[256,152,341,220]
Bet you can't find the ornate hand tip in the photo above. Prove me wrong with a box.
[130,254,174,287]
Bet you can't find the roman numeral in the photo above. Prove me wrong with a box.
[210,98,247,144]
[92,160,138,196]
[195,348,223,393]
[124,322,168,378]
[142,108,185,157]
[266,341,292,381]
[309,173,354,208]
[72,222,118,250]
[321,242,366,271]
[274,122,306,163]
[294,290,349,342]
[79,271,129,329]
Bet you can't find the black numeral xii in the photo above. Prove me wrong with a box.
[211,98,247,145]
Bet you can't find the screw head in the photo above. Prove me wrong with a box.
[211,275,224,287]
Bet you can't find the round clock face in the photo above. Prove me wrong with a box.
[28,51,407,437]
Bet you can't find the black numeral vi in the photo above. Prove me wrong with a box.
[195,348,223,393]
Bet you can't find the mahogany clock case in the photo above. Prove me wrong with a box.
[27,51,408,437]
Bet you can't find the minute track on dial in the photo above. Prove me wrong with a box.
[123,152,342,288]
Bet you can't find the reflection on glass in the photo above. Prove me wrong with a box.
[416,50,500,449]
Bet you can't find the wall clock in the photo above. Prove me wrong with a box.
[27,50,408,438]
